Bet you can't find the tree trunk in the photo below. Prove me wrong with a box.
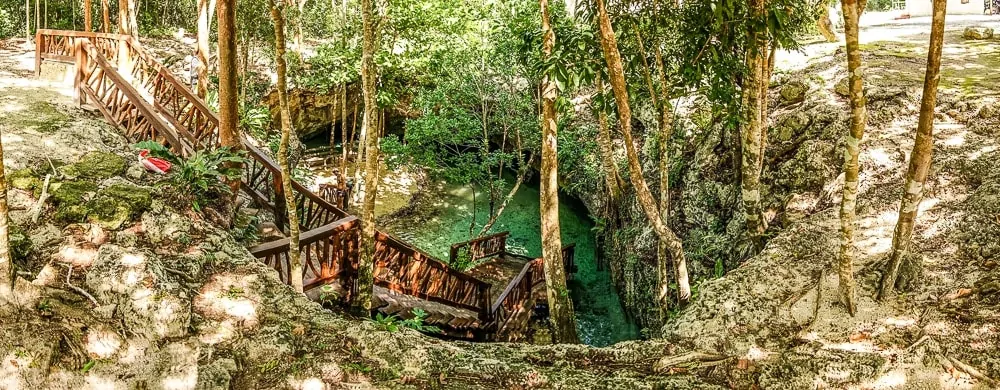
[354,0,379,311]
[84,0,92,31]
[879,0,947,300]
[269,0,303,293]
[216,0,242,200]
[339,84,348,187]
[595,0,690,304]
[0,131,12,302]
[818,4,837,42]
[539,0,579,344]
[479,153,535,236]
[741,0,769,250]
[101,0,109,32]
[117,0,128,35]
[25,0,30,44]
[196,0,211,98]
[295,0,307,59]
[594,78,623,203]
[837,0,865,316]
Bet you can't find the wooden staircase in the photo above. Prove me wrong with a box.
[34,29,576,340]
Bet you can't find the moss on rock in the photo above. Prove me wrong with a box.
[59,151,126,180]
[87,184,153,230]
[50,181,98,206]
[9,168,43,193]
[10,225,32,262]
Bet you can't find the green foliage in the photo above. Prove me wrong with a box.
[369,309,442,334]
[318,285,340,306]
[400,308,443,333]
[135,142,246,212]
[450,247,475,272]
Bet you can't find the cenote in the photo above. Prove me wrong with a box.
[304,128,639,346]
[381,173,640,347]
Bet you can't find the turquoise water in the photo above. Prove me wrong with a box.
[385,178,639,347]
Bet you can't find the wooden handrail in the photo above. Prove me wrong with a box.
[73,39,192,156]
[250,216,358,255]
[449,231,509,263]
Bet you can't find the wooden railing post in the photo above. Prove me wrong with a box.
[478,283,492,323]
[34,31,44,77]
[73,39,88,106]
[116,36,132,76]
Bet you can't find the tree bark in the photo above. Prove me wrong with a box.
[0,130,12,302]
[216,0,242,199]
[101,0,109,32]
[741,0,769,249]
[295,0,307,59]
[594,78,624,203]
[837,0,865,316]
[879,0,947,300]
[539,0,579,344]
[818,4,837,42]
[595,0,690,304]
[354,0,379,311]
[196,0,211,98]
[25,0,30,44]
[269,0,303,293]
[84,0,92,31]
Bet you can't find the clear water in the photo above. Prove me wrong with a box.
[385,177,640,347]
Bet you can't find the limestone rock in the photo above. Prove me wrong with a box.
[963,26,994,40]
[834,77,850,97]
[774,111,811,142]
[85,245,191,339]
[779,81,809,105]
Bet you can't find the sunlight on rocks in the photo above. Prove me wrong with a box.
[58,246,99,267]
[744,345,770,361]
[85,328,123,359]
[864,369,907,389]
[118,338,152,365]
[882,317,916,328]
[194,273,261,328]
[85,374,123,390]
[121,253,146,266]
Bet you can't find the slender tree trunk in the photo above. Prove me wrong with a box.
[339,85,348,186]
[295,0,307,59]
[354,0,379,311]
[479,153,535,236]
[879,0,947,300]
[595,0,690,304]
[635,27,686,314]
[818,3,837,42]
[741,0,769,249]
[594,78,623,202]
[84,0,92,31]
[127,0,137,37]
[117,0,128,34]
[216,0,242,199]
[0,132,13,303]
[269,0,303,293]
[837,0,865,316]
[196,0,210,98]
[539,0,579,344]
[25,0,30,45]
[101,0,109,32]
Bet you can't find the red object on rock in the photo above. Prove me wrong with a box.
[139,150,172,174]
